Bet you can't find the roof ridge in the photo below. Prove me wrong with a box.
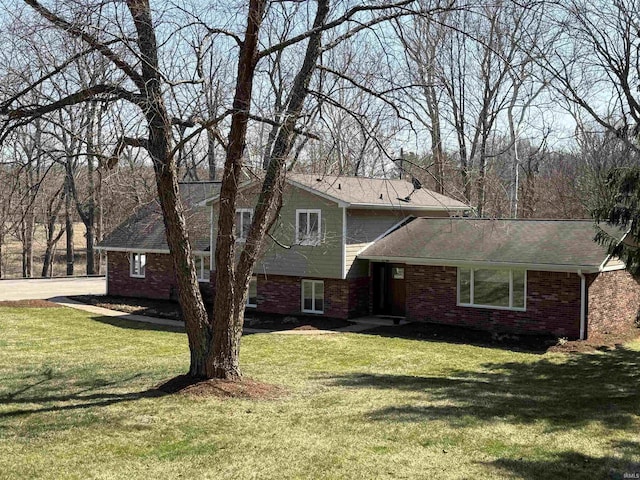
[417,217,594,222]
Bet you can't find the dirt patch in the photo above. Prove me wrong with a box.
[155,375,283,399]
[549,329,640,353]
[244,313,352,331]
[0,299,61,308]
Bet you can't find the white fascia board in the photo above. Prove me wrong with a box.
[341,207,347,280]
[598,231,630,272]
[357,255,600,273]
[286,179,348,207]
[600,263,626,272]
[347,203,469,211]
[96,246,209,255]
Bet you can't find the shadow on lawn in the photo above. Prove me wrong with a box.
[0,371,164,419]
[485,450,640,480]
[328,346,640,431]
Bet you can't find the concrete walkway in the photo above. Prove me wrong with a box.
[50,296,380,335]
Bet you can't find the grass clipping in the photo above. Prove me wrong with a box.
[156,375,283,400]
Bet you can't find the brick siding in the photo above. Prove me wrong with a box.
[107,251,212,302]
[208,271,365,319]
[405,265,582,338]
[587,270,640,337]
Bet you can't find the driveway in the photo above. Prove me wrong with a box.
[0,277,106,301]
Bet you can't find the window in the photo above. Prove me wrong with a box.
[296,209,321,245]
[458,268,526,310]
[194,254,210,282]
[247,277,257,307]
[302,280,324,314]
[235,208,253,242]
[130,252,146,278]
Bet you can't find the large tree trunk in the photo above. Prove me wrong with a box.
[207,0,329,380]
[127,0,211,378]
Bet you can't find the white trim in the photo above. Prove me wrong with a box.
[347,203,468,211]
[359,255,601,273]
[246,276,257,308]
[96,246,209,255]
[341,207,347,279]
[129,252,146,278]
[105,251,109,295]
[600,263,626,272]
[194,254,210,282]
[296,209,322,245]
[235,208,254,243]
[201,179,256,206]
[457,267,527,312]
[578,270,586,340]
[598,231,630,271]
[301,279,324,314]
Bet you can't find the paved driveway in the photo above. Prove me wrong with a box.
[0,277,106,301]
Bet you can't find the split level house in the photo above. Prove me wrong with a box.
[97,174,640,340]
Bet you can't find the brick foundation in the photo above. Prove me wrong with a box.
[107,251,212,302]
[405,265,582,338]
[587,270,640,337]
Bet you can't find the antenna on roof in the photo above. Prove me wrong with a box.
[398,176,422,203]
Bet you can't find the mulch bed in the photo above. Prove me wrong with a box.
[155,375,283,399]
[70,295,353,331]
[363,321,640,354]
[0,300,61,308]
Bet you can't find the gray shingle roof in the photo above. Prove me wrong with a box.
[359,218,626,271]
[287,174,469,210]
[98,182,219,252]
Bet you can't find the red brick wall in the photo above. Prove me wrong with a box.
[107,251,212,302]
[208,272,366,319]
[587,270,640,337]
[405,265,582,338]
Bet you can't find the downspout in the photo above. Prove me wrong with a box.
[577,270,586,340]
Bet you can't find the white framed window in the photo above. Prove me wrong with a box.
[458,267,526,311]
[194,254,211,282]
[247,276,257,307]
[235,208,253,242]
[302,279,324,314]
[130,252,146,278]
[296,209,321,245]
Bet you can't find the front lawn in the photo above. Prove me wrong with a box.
[1,304,639,479]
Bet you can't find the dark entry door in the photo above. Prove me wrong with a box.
[372,263,406,316]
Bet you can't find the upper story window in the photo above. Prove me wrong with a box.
[296,209,321,245]
[235,208,253,242]
[130,252,146,278]
[458,267,526,311]
[194,254,210,282]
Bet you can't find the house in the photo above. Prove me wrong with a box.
[98,182,219,302]
[97,174,640,340]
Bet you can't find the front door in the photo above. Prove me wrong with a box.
[372,263,406,316]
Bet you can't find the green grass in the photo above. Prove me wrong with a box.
[1,306,640,479]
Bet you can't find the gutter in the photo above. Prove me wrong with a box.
[577,269,586,340]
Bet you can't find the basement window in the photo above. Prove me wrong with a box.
[247,277,257,308]
[194,254,210,282]
[302,279,324,314]
[458,267,526,311]
[130,252,146,278]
